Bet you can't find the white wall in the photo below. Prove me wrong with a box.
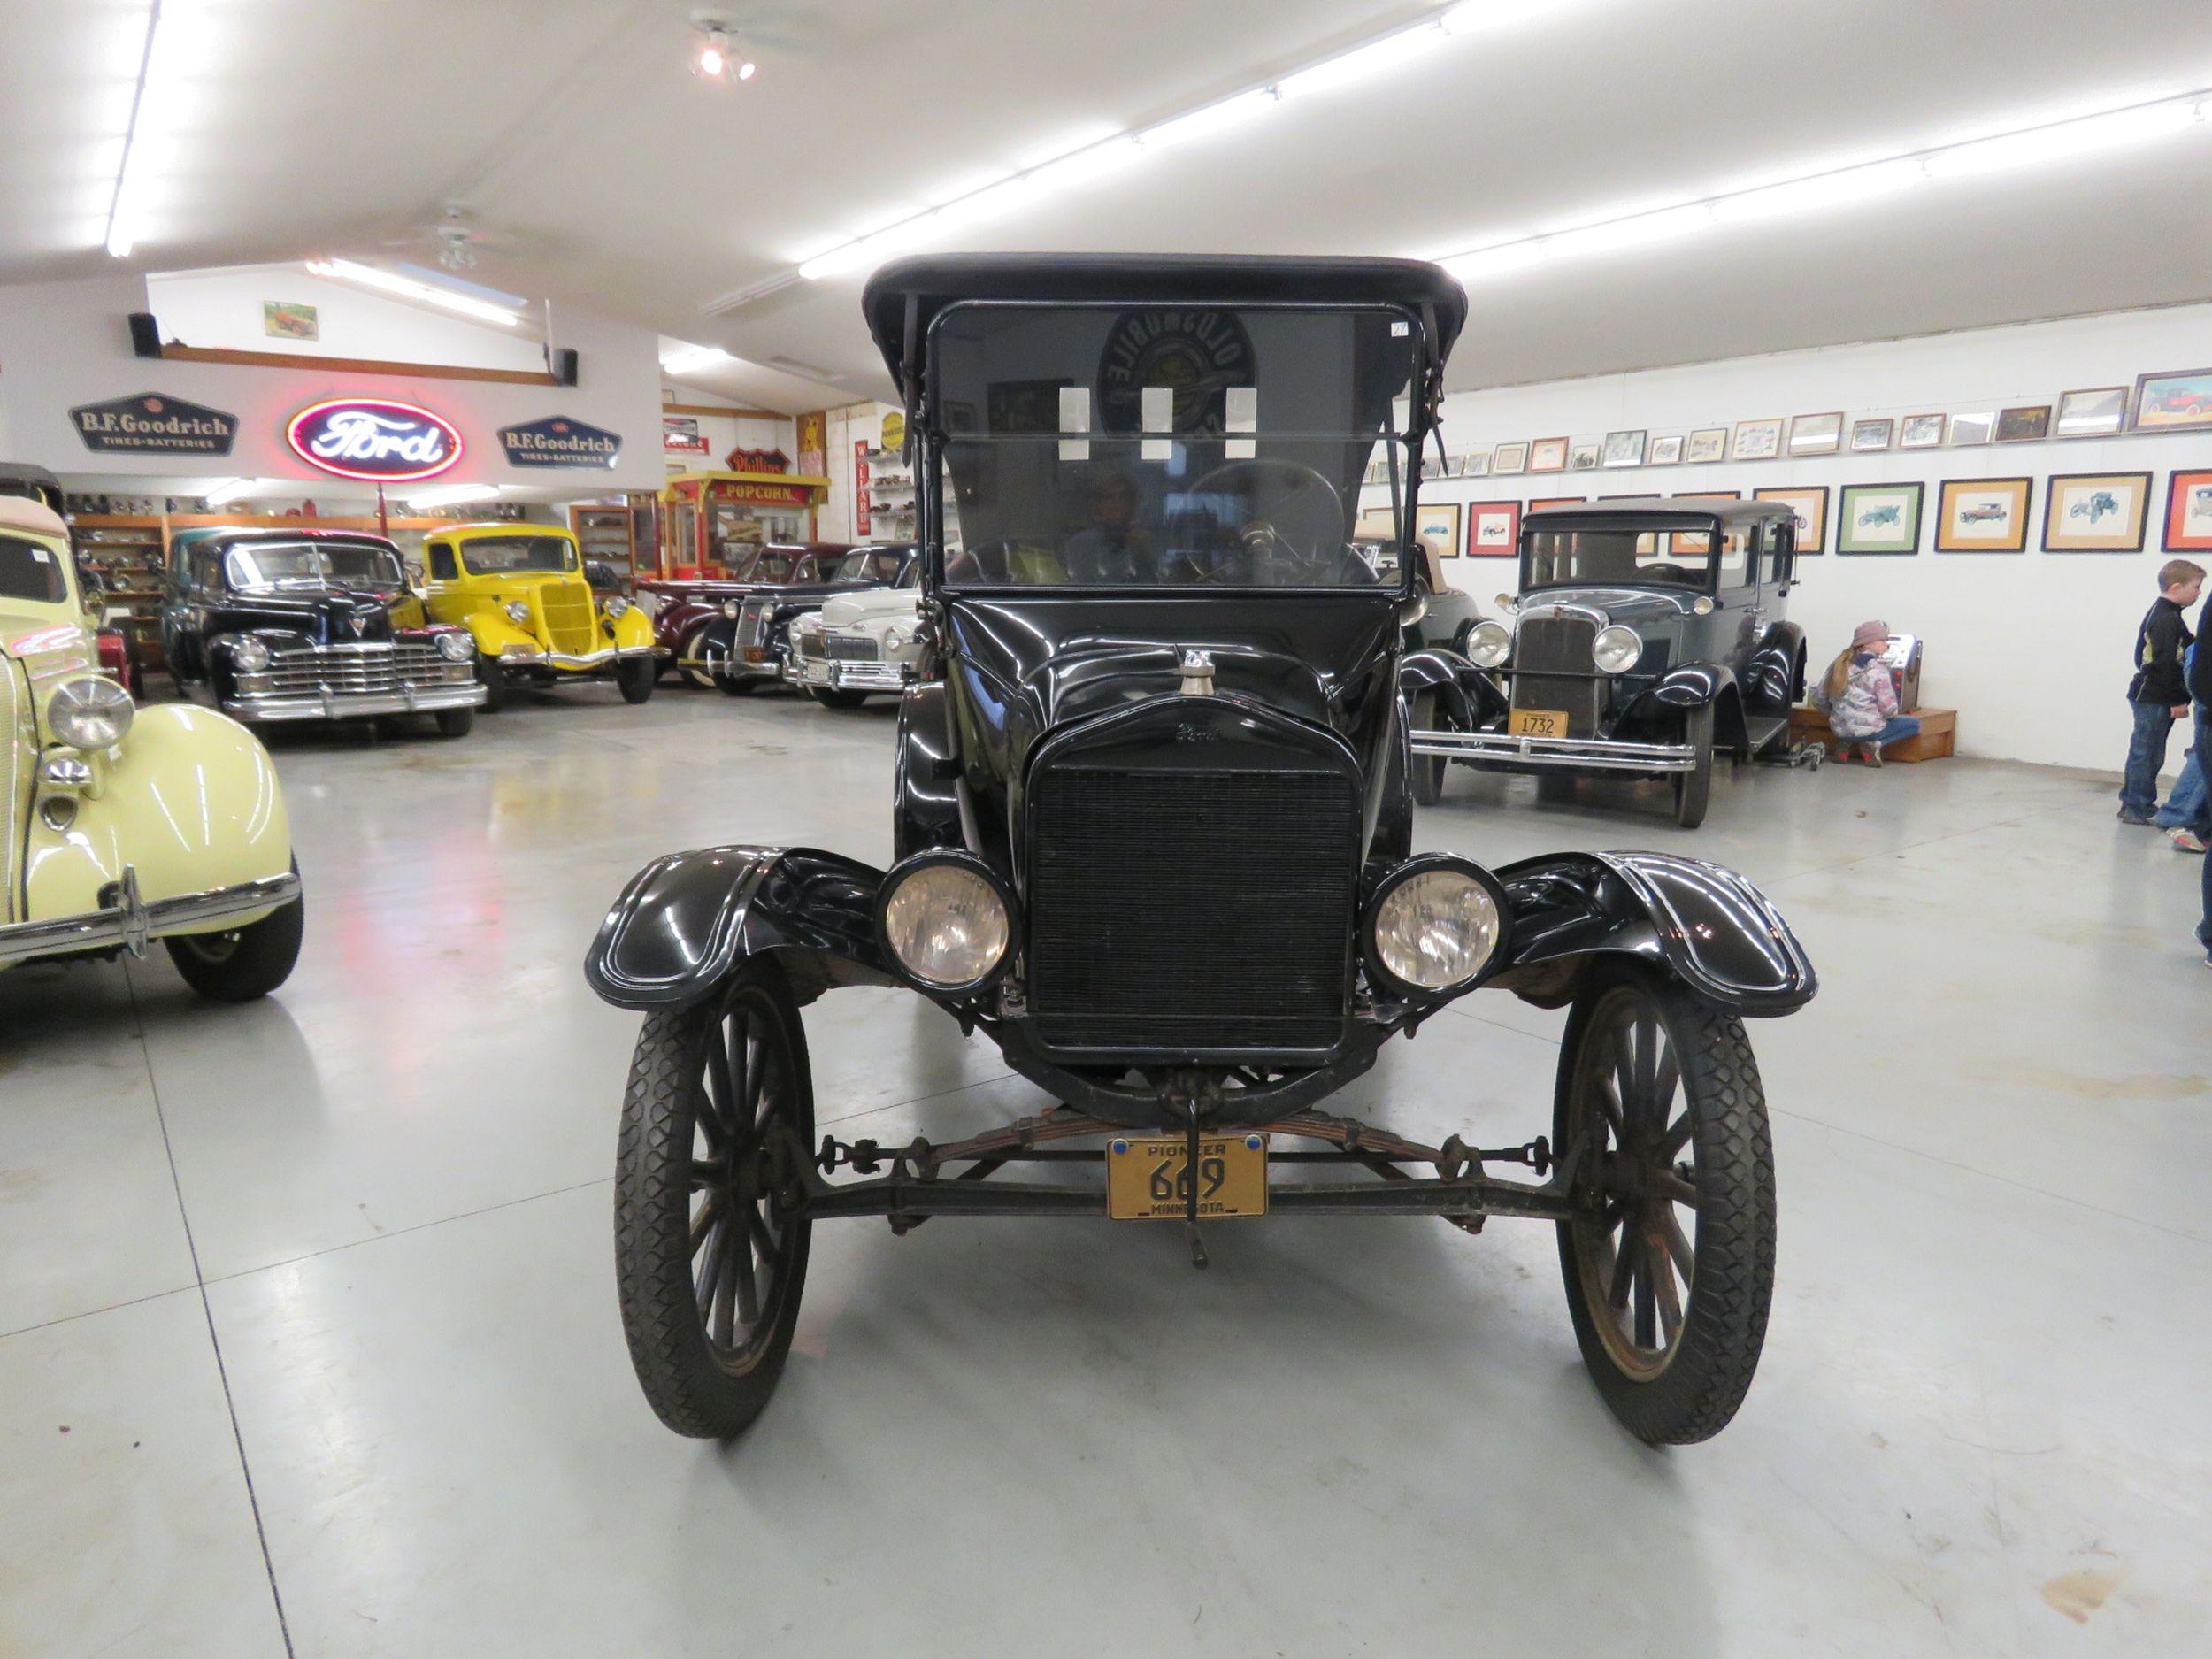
[657,384,794,479]
[819,400,904,544]
[148,267,545,371]
[1376,303,2212,772]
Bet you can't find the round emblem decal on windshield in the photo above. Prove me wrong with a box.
[286,397,464,482]
[1096,309,1256,438]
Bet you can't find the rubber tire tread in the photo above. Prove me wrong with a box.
[163,869,304,1003]
[1674,701,1714,828]
[474,655,509,712]
[1554,965,1776,1445]
[616,657,656,704]
[434,708,474,739]
[809,687,869,710]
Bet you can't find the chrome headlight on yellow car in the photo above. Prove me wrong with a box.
[47,675,135,749]
[602,595,631,619]
[1365,856,1508,995]
[876,852,1016,992]
[433,629,474,662]
[1465,618,1512,668]
[505,599,531,625]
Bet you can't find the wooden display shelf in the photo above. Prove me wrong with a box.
[1791,705,1955,761]
[72,512,457,533]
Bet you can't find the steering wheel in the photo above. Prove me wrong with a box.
[1187,459,1346,571]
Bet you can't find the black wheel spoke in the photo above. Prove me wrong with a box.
[1654,1169,1701,1208]
[1657,1111,1693,1160]
[1595,1073,1626,1140]
[688,1159,722,1189]
[701,1035,735,1146]
[1632,1014,1659,1103]
[727,1014,751,1138]
[748,1206,777,1262]
[745,1033,772,1136]
[712,1226,741,1346]
[1647,1220,1684,1342]
[688,1192,724,1256]
[1606,1240,1635,1310]
[695,1218,726,1321]
[1657,1206,1695,1281]
[732,1233,761,1329]
[1632,1237,1657,1348]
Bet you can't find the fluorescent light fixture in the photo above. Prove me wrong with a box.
[1923,98,2202,178]
[1277,24,1440,99]
[1542,204,1711,259]
[406,484,502,510]
[304,257,523,326]
[1441,242,1548,282]
[797,243,870,280]
[202,477,263,506]
[1026,137,1142,193]
[105,0,188,257]
[936,175,1038,226]
[1138,89,1277,150]
[1708,157,1924,222]
[661,343,735,375]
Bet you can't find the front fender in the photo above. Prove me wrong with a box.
[1488,849,1815,1017]
[584,845,897,1011]
[457,611,539,657]
[609,607,655,652]
[1397,649,1506,731]
[25,703,292,928]
[1614,664,1746,745]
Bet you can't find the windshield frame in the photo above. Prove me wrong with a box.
[918,296,1432,601]
[1517,511,1742,597]
[457,534,580,578]
[223,539,404,594]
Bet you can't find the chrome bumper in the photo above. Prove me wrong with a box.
[783,657,910,692]
[0,867,301,968]
[222,681,487,723]
[499,644,657,671]
[1411,727,1698,773]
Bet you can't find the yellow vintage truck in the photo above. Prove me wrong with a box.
[419,522,657,709]
[0,495,302,1000]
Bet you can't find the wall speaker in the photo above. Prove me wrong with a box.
[127,311,163,357]
[549,347,579,387]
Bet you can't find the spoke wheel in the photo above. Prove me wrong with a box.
[1554,968,1774,1444]
[614,963,813,1438]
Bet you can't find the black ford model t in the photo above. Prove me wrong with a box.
[1402,498,1810,826]
[586,256,1815,1445]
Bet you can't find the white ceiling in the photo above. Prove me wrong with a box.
[5,0,2209,412]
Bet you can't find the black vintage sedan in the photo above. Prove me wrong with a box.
[584,254,1815,1448]
[161,527,483,735]
[1401,498,1809,826]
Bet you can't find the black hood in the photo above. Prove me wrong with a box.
[211,588,400,645]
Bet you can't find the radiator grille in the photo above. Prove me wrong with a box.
[1027,766,1358,1053]
[262,643,461,695]
[539,583,596,657]
[826,635,880,662]
[1511,616,1602,736]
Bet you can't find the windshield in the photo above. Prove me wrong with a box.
[227,541,403,592]
[0,534,68,603]
[929,302,1419,589]
[834,548,909,583]
[1523,523,1748,590]
[460,534,578,575]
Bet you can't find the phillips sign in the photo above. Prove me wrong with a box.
[286,397,464,482]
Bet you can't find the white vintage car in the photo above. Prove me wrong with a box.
[782,586,922,709]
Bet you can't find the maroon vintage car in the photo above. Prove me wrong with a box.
[641,541,849,687]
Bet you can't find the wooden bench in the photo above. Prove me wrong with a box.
[1789,705,1956,762]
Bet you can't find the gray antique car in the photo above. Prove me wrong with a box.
[1401,498,1808,827]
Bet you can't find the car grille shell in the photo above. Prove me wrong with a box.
[538,582,596,657]
[261,641,464,695]
[1511,615,1602,736]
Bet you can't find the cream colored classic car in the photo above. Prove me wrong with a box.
[0,496,302,1000]
[782,586,923,709]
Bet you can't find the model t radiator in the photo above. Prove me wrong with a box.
[1025,763,1359,1056]
[1511,615,1602,737]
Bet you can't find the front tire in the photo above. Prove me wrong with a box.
[434,707,474,739]
[474,654,509,712]
[162,868,304,1002]
[809,687,869,710]
[616,657,656,704]
[614,963,814,1438]
[1673,702,1714,829]
[1554,968,1775,1444]
[1407,689,1448,806]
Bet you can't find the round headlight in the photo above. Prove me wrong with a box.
[227,634,273,672]
[434,629,474,662]
[1465,618,1512,668]
[1593,624,1643,675]
[879,857,1013,990]
[603,595,631,619]
[883,625,906,651]
[722,600,741,619]
[1370,863,1504,994]
[505,599,531,626]
[47,675,135,749]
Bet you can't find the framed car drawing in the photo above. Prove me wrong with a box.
[2041,472,2151,552]
[1732,419,1783,461]
[1899,413,1947,449]
[1601,429,1646,467]
[1567,441,1601,471]
[2131,367,2212,431]
[1933,477,2032,552]
[1491,441,1529,474]
[1787,412,1843,456]
[1754,485,1831,554]
[1837,481,1924,555]
[1414,502,1462,561]
[1670,489,1740,555]
[1685,427,1728,464]
[1466,500,1520,557]
[1947,411,1994,446]
[2164,470,2212,551]
[1647,434,1684,465]
[1463,451,1491,478]
[1527,436,1569,472]
[1993,404,2052,443]
[1849,418,1894,453]
[2055,387,2127,437]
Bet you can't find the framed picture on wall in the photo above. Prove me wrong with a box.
[1934,477,2032,552]
[1671,489,1740,555]
[1837,482,1924,555]
[1528,436,1569,472]
[1528,495,1586,511]
[1354,506,1397,544]
[1414,503,1462,562]
[1947,411,1995,446]
[2055,387,2128,437]
[1732,418,1783,460]
[1492,441,1529,474]
[1994,403,2052,442]
[2164,471,2212,550]
[1466,500,1521,557]
[1568,441,1601,471]
[2042,472,2151,552]
[1787,412,1844,456]
[1754,485,1831,555]
[1648,434,1685,465]
[1601,429,1647,467]
[1464,452,1491,478]
[2131,367,2212,431]
[1685,427,1728,464]
[1849,418,1894,453]
[1899,413,1947,449]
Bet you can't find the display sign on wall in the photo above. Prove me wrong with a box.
[795,411,826,478]
[717,479,816,506]
[726,445,790,473]
[880,411,905,453]
[663,416,708,453]
[855,438,871,535]
[70,392,239,457]
[498,415,621,468]
[287,397,462,482]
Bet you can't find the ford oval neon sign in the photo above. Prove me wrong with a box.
[286,397,464,482]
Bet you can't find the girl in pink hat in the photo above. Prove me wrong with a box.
[1818,620,1919,764]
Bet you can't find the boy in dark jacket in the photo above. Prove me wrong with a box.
[2120,559,2202,823]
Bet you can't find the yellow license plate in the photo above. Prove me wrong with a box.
[1107,1133,1268,1220]
[1509,707,1568,737]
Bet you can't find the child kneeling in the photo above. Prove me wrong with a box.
[1821,620,1918,765]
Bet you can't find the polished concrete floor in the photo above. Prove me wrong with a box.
[3,682,2206,1658]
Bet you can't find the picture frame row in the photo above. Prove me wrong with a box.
[1398,366,2212,483]
[1396,469,2212,560]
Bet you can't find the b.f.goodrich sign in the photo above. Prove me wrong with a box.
[498,416,621,469]
[71,392,239,457]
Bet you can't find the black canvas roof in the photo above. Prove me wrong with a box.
[862,253,1468,401]
[1525,496,1796,528]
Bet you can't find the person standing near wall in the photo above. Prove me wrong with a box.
[2119,560,2201,825]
